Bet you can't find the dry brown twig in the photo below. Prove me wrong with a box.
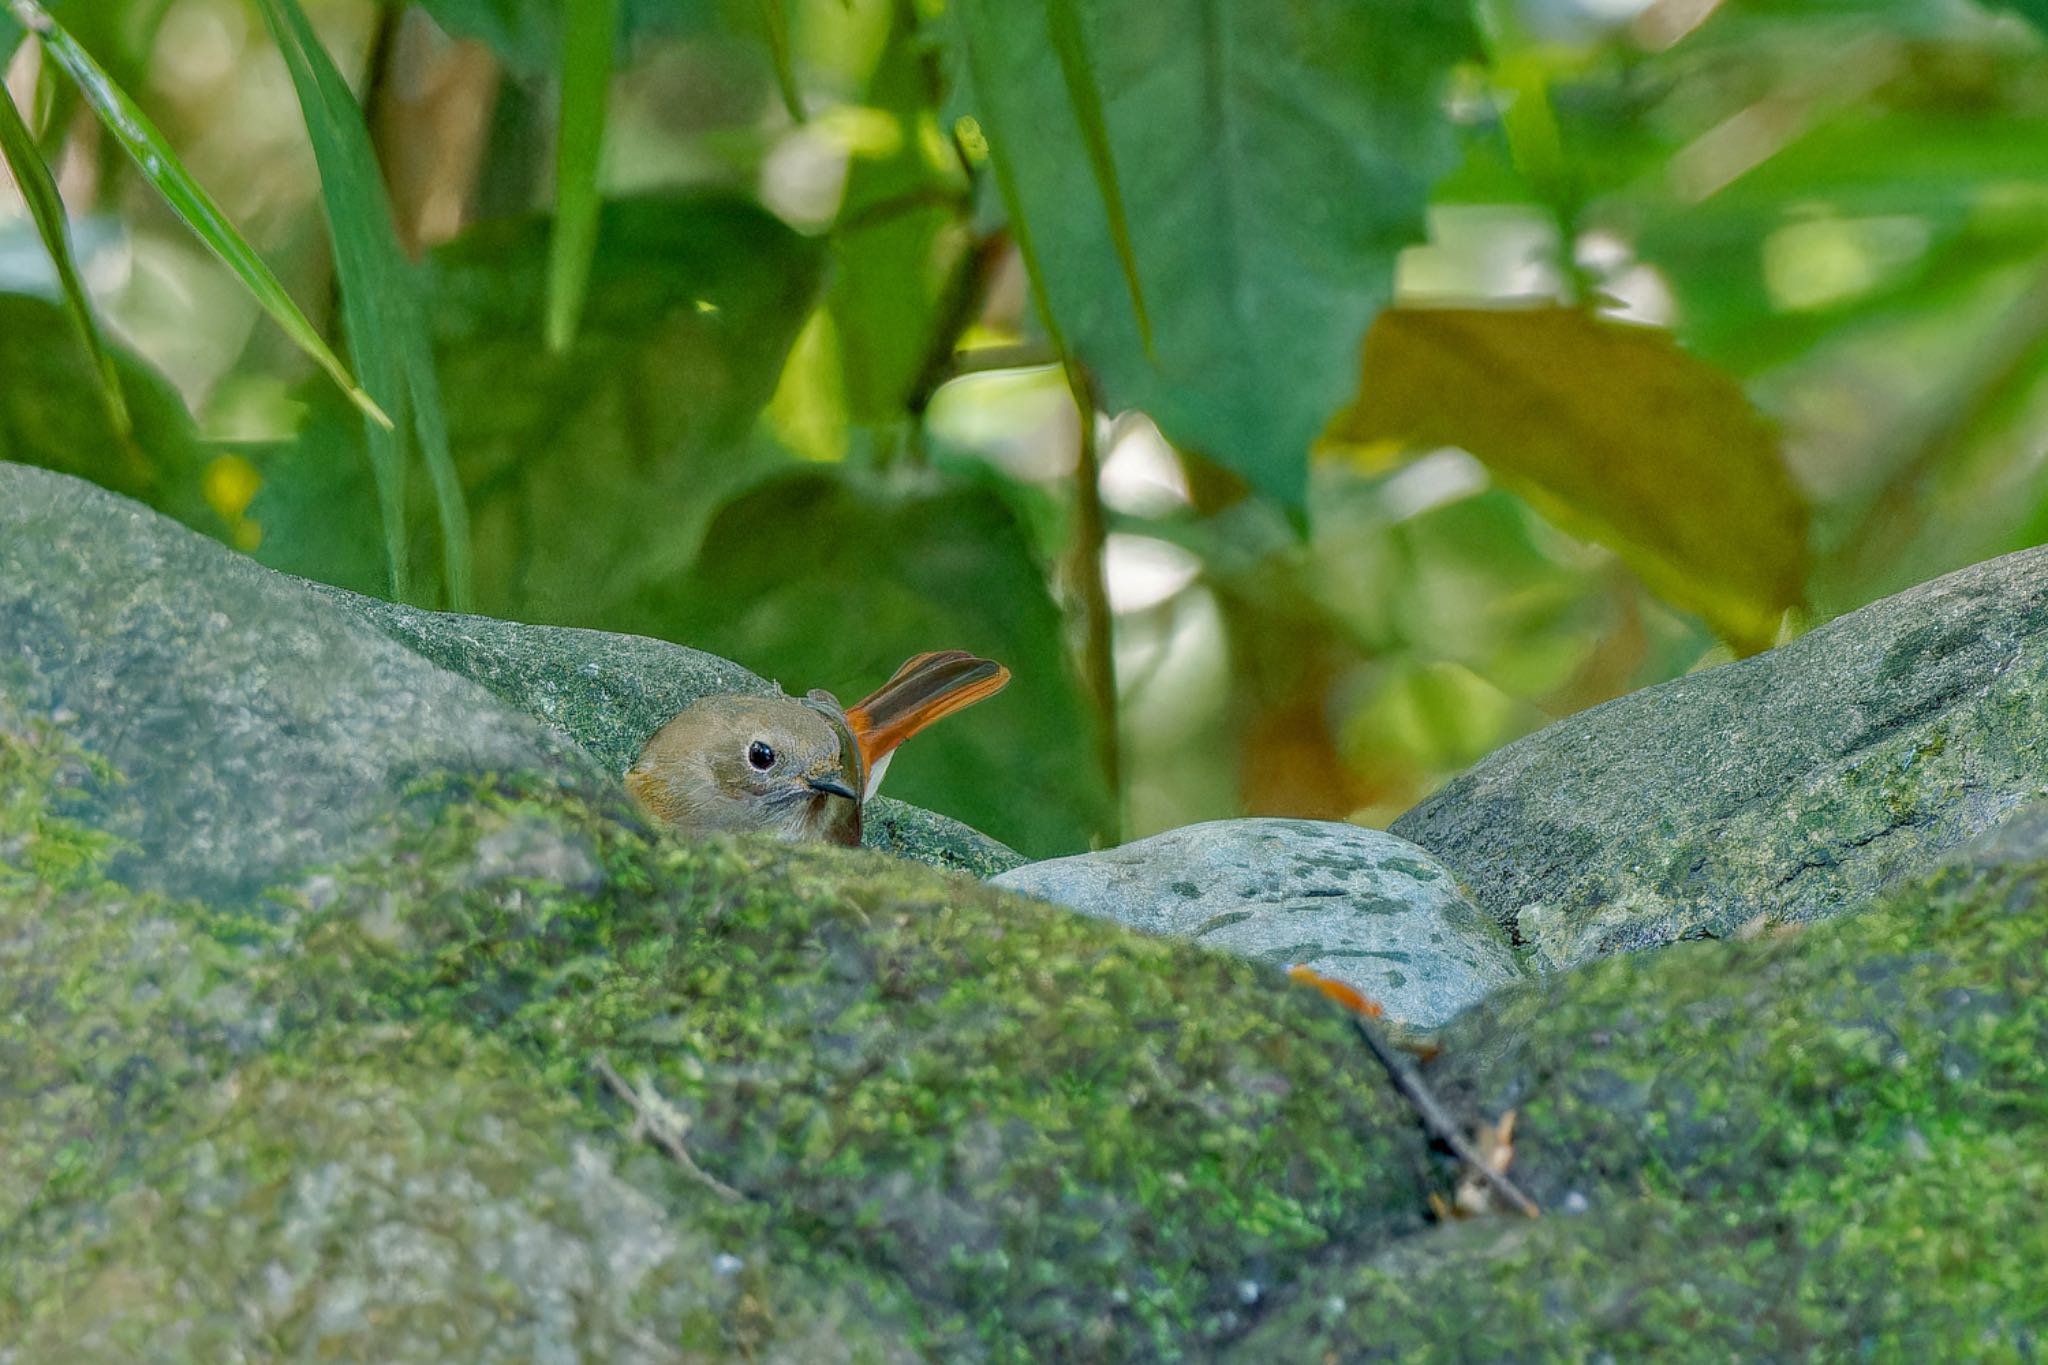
[1288,965,1539,1219]
[1348,1017,1541,1220]
[592,1052,745,1204]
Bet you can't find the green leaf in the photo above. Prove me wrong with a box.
[547,0,619,353]
[413,0,559,75]
[253,197,825,617]
[1986,0,2048,31]
[753,0,804,123]
[618,468,1113,858]
[1328,306,1808,653]
[258,0,472,607]
[0,293,221,536]
[8,0,390,431]
[1043,0,1150,355]
[953,0,1474,506]
[9,0,385,431]
[827,9,971,421]
[0,75,128,439]
[413,0,716,77]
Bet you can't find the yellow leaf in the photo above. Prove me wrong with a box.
[1326,305,1807,653]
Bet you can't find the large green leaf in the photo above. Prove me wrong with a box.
[1987,0,2048,31]
[0,293,221,536]
[252,196,825,617]
[618,468,1113,858]
[412,0,560,75]
[1328,306,1808,653]
[952,0,1474,506]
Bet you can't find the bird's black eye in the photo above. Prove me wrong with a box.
[747,740,776,771]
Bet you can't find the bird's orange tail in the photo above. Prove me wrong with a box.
[844,651,1009,787]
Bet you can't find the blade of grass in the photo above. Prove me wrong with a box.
[546,0,619,353]
[1043,0,1151,358]
[258,0,473,608]
[0,76,131,441]
[755,0,805,124]
[7,0,391,431]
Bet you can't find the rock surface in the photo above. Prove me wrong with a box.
[0,463,603,904]
[993,819,1524,1029]
[6,459,2043,1359]
[1394,545,2048,970]
[0,463,1016,890]
[0,710,1442,1360]
[1234,798,2048,1361]
[9,633,2043,1358]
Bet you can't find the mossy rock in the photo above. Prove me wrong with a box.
[1394,544,2048,970]
[7,459,2041,1357]
[0,711,1441,1359]
[9,694,2042,1357]
[1236,809,2048,1359]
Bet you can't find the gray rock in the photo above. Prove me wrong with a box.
[993,818,1525,1029]
[0,463,606,904]
[0,463,1018,897]
[1392,544,2048,971]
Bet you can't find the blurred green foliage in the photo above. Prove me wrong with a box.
[2,0,2046,855]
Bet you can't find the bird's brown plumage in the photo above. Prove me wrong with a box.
[626,652,1010,845]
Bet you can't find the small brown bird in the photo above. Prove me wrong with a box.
[626,651,1010,845]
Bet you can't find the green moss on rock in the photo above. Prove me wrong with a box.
[0,714,1446,1359]
[285,779,1436,1356]
[12,651,2043,1358]
[1393,545,2048,969]
[0,719,928,1361]
[1236,839,2048,1359]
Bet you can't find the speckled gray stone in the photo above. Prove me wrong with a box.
[993,818,1526,1029]
[1393,544,2048,971]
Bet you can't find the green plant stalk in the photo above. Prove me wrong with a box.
[0,74,131,442]
[961,8,1125,834]
[1064,359,1124,843]
[546,0,620,354]
[5,0,391,431]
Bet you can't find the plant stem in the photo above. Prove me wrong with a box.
[1065,360,1122,843]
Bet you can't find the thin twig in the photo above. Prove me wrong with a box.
[900,230,1011,460]
[1350,1017,1541,1219]
[592,1053,745,1203]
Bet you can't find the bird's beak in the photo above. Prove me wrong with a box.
[804,773,859,802]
